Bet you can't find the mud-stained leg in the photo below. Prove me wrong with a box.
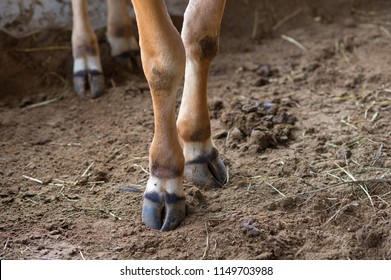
[71,0,104,98]
[106,0,139,67]
[177,0,227,188]
[131,0,186,231]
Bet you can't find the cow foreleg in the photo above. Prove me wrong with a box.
[131,0,186,231]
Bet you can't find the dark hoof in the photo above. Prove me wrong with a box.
[114,51,141,72]
[142,191,186,231]
[73,70,105,99]
[185,148,227,188]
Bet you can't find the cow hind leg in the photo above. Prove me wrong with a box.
[177,0,227,188]
[71,0,104,98]
[106,0,139,68]
[131,0,186,231]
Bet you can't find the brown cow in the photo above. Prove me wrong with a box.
[72,0,227,231]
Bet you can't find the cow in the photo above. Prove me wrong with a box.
[71,0,227,231]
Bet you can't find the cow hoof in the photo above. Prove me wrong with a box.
[184,147,227,188]
[113,52,141,74]
[142,177,186,231]
[108,35,140,70]
[73,71,105,99]
[73,56,105,98]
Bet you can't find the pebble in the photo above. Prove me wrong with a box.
[230,127,244,141]
[242,219,262,237]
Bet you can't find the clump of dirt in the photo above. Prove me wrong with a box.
[209,62,298,154]
[219,97,297,153]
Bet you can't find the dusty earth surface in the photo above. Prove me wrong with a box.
[1,0,391,259]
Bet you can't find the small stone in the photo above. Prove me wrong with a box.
[208,203,222,213]
[242,219,261,237]
[256,64,274,77]
[249,129,271,149]
[230,127,244,141]
[256,251,274,260]
[49,229,61,235]
[262,101,273,110]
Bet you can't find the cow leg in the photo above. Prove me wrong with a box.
[71,0,104,98]
[106,0,139,67]
[177,0,227,188]
[131,0,186,231]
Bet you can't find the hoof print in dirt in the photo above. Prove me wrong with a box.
[221,98,298,153]
[358,226,383,248]
[185,187,208,216]
[186,186,207,206]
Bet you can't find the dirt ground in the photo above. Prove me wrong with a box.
[1,0,390,260]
